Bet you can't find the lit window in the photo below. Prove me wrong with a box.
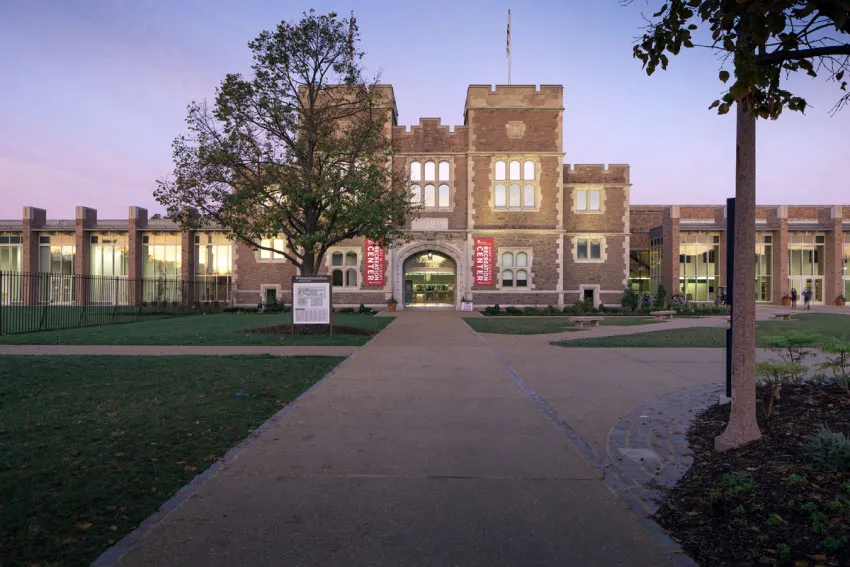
[523,185,535,208]
[424,161,436,181]
[509,184,521,207]
[576,189,601,212]
[260,238,286,259]
[523,160,535,180]
[438,184,450,207]
[495,184,506,207]
[495,161,507,180]
[509,160,521,180]
[410,158,452,208]
[424,184,436,207]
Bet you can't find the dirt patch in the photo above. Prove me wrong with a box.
[655,384,850,566]
[244,324,377,336]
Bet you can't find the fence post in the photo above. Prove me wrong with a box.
[78,274,88,327]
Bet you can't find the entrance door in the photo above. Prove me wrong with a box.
[788,276,823,304]
[403,251,456,307]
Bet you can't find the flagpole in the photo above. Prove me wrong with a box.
[507,9,511,85]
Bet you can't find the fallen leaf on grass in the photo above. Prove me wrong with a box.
[75,522,92,530]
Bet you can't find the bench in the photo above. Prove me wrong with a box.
[773,312,793,321]
[572,316,603,329]
[651,310,675,321]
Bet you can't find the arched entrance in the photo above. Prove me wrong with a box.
[403,250,457,307]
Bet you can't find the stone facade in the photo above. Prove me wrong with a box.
[3,84,848,309]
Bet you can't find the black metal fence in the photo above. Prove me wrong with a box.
[0,272,232,335]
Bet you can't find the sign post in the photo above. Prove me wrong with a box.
[291,275,333,338]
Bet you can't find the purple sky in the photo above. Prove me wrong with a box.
[1,0,847,219]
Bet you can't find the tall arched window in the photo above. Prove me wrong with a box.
[493,158,537,210]
[410,158,452,208]
[424,161,436,181]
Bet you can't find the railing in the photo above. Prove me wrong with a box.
[0,272,232,335]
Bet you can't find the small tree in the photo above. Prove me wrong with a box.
[819,338,850,395]
[155,11,416,275]
[756,361,808,419]
[652,284,668,310]
[628,0,850,450]
[621,287,640,311]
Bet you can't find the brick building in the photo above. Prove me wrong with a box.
[1,84,848,309]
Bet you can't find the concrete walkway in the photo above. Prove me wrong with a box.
[0,345,358,356]
[103,311,682,567]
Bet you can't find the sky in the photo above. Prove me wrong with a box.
[0,0,847,219]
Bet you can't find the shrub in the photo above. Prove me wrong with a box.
[524,306,540,315]
[621,287,639,312]
[505,306,522,315]
[805,425,850,472]
[720,473,756,496]
[756,361,809,419]
[818,338,850,396]
[484,305,501,315]
[545,304,559,315]
[652,284,667,311]
[339,307,356,313]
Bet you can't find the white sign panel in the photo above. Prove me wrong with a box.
[411,217,449,231]
[292,280,330,324]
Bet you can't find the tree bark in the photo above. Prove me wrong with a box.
[715,96,762,451]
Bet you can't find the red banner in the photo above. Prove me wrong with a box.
[474,237,495,286]
[364,239,385,286]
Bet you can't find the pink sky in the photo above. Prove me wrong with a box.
[1,0,847,219]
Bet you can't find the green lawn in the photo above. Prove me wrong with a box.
[0,355,343,567]
[464,316,657,335]
[0,305,186,334]
[553,313,850,348]
[0,312,392,346]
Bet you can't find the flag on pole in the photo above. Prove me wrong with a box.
[348,10,356,60]
[506,9,511,58]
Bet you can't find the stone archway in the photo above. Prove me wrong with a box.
[392,240,465,310]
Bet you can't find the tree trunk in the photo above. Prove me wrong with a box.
[715,96,762,451]
[300,246,318,276]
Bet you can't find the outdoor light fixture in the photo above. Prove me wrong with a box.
[428,251,433,259]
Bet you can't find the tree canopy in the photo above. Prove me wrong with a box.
[629,1,850,116]
[155,11,415,275]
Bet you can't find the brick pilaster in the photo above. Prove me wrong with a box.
[22,207,46,305]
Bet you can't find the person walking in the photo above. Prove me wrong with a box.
[803,288,812,310]
[791,287,798,309]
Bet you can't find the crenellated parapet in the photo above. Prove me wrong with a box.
[563,164,630,185]
[392,118,469,153]
[464,84,563,114]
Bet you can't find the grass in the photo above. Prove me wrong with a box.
[554,313,850,348]
[0,312,392,346]
[0,355,343,567]
[0,305,189,334]
[464,316,657,335]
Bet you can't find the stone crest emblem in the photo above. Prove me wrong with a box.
[506,121,526,139]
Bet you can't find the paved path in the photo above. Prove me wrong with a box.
[0,345,358,356]
[102,311,685,567]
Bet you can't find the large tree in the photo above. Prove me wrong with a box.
[155,11,414,275]
[628,1,849,449]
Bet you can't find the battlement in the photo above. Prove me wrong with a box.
[464,84,563,113]
[394,118,467,135]
[563,164,630,185]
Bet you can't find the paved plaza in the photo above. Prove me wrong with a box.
[81,307,845,566]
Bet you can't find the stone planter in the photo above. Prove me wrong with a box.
[782,297,792,307]
[838,298,846,307]
[387,302,397,312]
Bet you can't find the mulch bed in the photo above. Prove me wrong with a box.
[245,324,377,336]
[656,384,850,566]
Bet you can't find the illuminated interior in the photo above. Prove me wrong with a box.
[403,250,456,306]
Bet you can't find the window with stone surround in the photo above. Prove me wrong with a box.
[329,249,359,288]
[257,237,286,262]
[575,187,603,213]
[494,158,537,211]
[499,250,531,288]
[409,159,452,209]
[574,237,605,263]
